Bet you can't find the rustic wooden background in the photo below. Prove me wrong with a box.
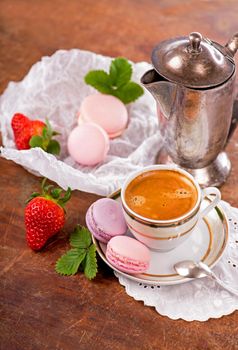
[1,1,238,349]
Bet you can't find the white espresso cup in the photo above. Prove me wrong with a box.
[121,165,221,251]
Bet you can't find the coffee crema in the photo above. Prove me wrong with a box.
[125,170,198,220]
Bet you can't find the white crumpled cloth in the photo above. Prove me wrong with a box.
[0,49,161,195]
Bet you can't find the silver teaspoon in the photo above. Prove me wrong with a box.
[174,260,238,297]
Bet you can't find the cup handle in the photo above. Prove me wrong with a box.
[199,187,221,218]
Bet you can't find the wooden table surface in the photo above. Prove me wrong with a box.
[1,1,238,349]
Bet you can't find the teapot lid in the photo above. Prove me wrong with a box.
[151,32,235,88]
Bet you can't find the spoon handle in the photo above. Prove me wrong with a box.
[210,273,238,297]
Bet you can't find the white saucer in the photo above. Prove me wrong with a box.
[92,191,229,285]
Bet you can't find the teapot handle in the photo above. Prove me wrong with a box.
[225,33,238,58]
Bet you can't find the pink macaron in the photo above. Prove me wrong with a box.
[67,122,109,166]
[106,236,151,274]
[86,198,127,243]
[78,93,128,138]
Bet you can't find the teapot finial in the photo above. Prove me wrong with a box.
[188,32,202,53]
[225,33,238,58]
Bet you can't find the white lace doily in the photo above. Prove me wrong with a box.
[0,49,161,196]
[115,200,238,321]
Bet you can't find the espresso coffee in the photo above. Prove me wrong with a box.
[125,170,198,220]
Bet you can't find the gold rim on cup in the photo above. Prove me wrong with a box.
[120,165,202,227]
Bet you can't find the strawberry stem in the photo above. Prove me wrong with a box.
[26,178,71,209]
[41,178,47,190]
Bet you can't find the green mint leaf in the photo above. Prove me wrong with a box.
[70,225,92,249]
[84,70,113,94]
[114,81,144,104]
[29,135,43,148]
[109,57,132,87]
[84,57,144,104]
[55,248,86,276]
[47,140,60,155]
[84,244,98,280]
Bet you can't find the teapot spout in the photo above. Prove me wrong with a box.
[141,69,177,119]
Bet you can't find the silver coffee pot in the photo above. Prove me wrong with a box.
[141,32,238,187]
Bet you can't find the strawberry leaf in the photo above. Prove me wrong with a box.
[52,131,61,136]
[29,135,43,148]
[55,248,86,276]
[38,178,71,209]
[25,192,40,204]
[47,140,60,155]
[58,187,71,205]
[84,244,98,280]
[42,127,48,140]
[29,119,61,155]
[55,225,98,279]
[51,188,63,199]
[44,184,54,193]
[45,118,53,139]
[70,226,92,249]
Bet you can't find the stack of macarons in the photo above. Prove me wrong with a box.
[67,93,129,166]
[86,198,151,274]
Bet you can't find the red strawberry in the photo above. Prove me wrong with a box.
[11,113,61,155]
[25,179,71,251]
[11,113,45,150]
[11,113,29,136]
[31,120,46,136]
